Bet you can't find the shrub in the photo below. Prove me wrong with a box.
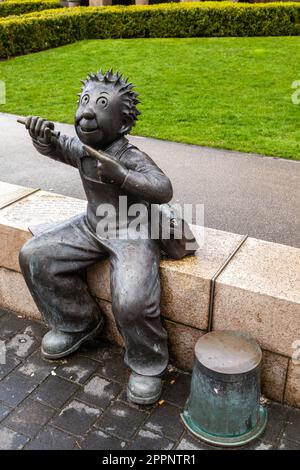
[0,0,60,18]
[0,2,299,57]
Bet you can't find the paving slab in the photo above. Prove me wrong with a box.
[75,375,121,409]
[51,400,100,436]
[144,402,184,441]
[55,356,99,385]
[0,426,29,450]
[0,403,11,423]
[31,375,79,409]
[0,354,20,381]
[94,401,148,440]
[0,372,37,407]
[2,398,55,438]
[284,408,300,444]
[176,432,220,450]
[17,350,58,384]
[24,425,80,450]
[0,310,299,450]
[81,429,126,450]
[128,429,174,451]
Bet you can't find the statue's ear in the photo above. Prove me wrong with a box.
[120,116,132,136]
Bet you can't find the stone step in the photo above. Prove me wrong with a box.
[0,182,298,407]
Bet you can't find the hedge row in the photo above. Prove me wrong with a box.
[0,0,60,18]
[0,2,300,57]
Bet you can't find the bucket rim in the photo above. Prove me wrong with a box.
[181,405,268,448]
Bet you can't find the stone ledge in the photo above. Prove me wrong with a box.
[214,237,300,358]
[0,181,37,210]
[88,225,243,330]
[261,350,289,403]
[0,268,40,320]
[0,182,298,407]
[0,190,87,272]
[285,361,300,408]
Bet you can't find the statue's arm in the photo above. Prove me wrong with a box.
[24,116,83,168]
[120,147,173,204]
[32,133,83,169]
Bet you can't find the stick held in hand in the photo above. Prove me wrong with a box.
[83,145,112,163]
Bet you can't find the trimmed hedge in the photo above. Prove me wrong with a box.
[0,2,300,57]
[0,0,60,18]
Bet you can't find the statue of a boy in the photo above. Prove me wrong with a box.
[19,69,195,405]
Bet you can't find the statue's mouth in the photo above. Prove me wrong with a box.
[80,127,99,134]
[78,118,99,134]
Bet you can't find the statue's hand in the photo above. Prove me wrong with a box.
[83,145,128,185]
[25,116,56,146]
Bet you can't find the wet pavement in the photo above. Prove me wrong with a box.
[0,309,299,450]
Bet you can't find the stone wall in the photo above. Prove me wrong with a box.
[0,181,299,407]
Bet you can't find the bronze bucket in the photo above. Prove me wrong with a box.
[181,330,268,447]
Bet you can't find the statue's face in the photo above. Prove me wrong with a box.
[75,83,125,149]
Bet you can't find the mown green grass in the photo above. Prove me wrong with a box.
[0,37,299,159]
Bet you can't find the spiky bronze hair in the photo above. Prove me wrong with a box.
[78,68,141,132]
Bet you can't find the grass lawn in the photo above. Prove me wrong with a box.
[0,37,299,160]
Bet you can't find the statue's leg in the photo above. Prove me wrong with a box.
[19,214,107,358]
[109,238,168,404]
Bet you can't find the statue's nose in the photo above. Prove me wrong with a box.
[82,109,95,120]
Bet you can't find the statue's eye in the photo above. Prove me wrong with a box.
[97,96,108,108]
[81,94,90,105]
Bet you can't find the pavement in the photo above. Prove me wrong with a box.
[0,113,299,248]
[0,309,299,451]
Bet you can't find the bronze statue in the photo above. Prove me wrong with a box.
[18,69,196,404]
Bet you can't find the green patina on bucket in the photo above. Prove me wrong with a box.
[181,331,268,447]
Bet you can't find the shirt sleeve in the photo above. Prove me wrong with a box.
[32,134,84,169]
[120,147,173,204]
